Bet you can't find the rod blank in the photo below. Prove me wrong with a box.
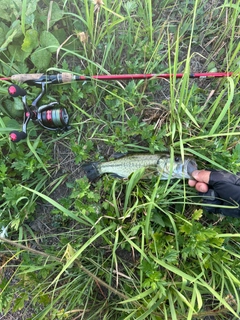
[0,71,234,84]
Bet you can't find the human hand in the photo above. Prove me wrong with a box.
[188,170,240,217]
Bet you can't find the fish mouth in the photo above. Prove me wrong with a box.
[171,158,197,179]
[186,159,198,177]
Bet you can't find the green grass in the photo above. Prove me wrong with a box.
[0,0,240,319]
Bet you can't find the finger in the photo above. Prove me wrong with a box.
[191,170,211,184]
[194,182,209,193]
[188,179,197,187]
[188,178,209,192]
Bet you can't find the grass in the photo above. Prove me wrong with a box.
[0,0,240,319]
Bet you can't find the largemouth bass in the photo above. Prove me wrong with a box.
[82,154,197,181]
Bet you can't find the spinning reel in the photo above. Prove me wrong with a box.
[8,81,70,142]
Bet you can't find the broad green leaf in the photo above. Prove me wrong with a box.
[40,31,60,53]
[179,223,192,235]
[0,0,38,24]
[12,293,29,312]
[21,29,39,53]
[0,0,12,21]
[8,44,30,62]
[0,23,8,46]
[24,0,39,16]
[11,0,39,18]
[1,100,24,118]
[31,48,51,69]
[13,98,25,111]
[52,28,67,44]
[0,0,37,22]
[0,21,22,49]
[1,30,18,49]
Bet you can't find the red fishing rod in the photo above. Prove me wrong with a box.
[0,71,234,85]
[0,70,235,142]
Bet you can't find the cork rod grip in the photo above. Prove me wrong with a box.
[60,73,76,83]
[11,74,44,82]
[11,73,76,83]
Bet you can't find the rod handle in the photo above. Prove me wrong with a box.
[11,74,44,82]
[11,73,77,84]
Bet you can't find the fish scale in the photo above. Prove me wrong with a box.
[82,153,198,181]
[99,154,161,176]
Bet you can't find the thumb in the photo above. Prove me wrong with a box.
[191,170,211,184]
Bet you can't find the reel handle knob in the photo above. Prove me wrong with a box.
[9,131,27,142]
[8,84,27,97]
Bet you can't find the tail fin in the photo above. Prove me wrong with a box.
[82,162,101,181]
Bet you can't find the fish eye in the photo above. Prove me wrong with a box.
[174,156,180,162]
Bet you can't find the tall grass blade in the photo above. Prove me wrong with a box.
[21,0,27,35]
[27,136,50,176]
[123,168,145,213]
[209,77,234,135]
[21,185,94,226]
[49,225,113,286]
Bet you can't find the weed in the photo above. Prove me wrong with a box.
[0,0,239,319]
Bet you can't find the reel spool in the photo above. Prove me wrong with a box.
[37,104,69,130]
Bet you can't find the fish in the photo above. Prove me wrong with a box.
[82,153,197,181]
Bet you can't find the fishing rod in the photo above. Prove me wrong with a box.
[0,71,234,84]
[0,71,234,142]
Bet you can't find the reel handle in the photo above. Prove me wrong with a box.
[8,84,27,97]
[9,131,27,142]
